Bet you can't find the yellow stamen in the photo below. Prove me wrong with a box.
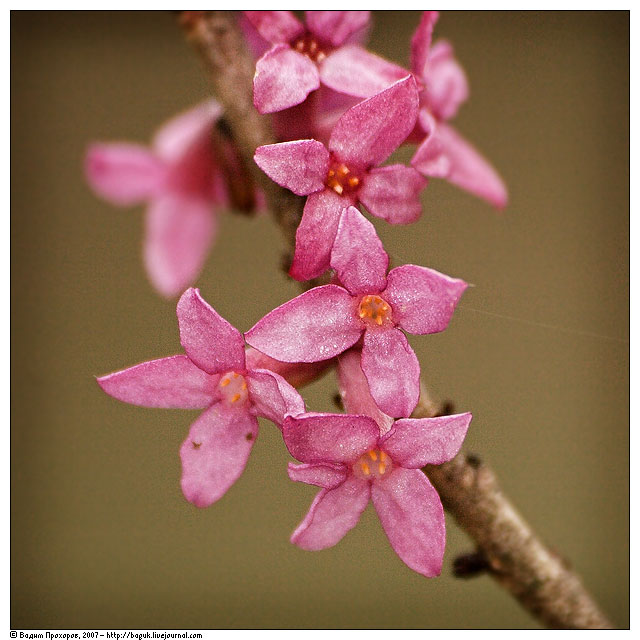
[221,378,230,387]
[375,316,383,325]
[231,393,241,403]
[378,463,385,475]
[379,451,387,462]
[361,462,370,476]
[368,450,377,461]
[241,381,247,391]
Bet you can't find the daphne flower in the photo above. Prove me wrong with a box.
[86,100,229,297]
[97,288,305,508]
[255,76,426,281]
[245,206,467,417]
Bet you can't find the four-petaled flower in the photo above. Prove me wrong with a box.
[245,206,467,418]
[97,288,305,507]
[255,76,426,281]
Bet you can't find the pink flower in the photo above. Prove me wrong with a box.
[246,10,371,114]
[86,100,228,297]
[254,76,426,281]
[282,361,472,576]
[245,206,467,417]
[97,288,305,508]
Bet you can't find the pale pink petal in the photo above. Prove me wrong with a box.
[423,41,469,121]
[383,264,467,335]
[244,285,361,363]
[361,329,420,418]
[282,413,379,464]
[289,189,355,281]
[319,45,407,100]
[143,195,216,298]
[329,75,419,169]
[180,403,258,508]
[410,11,439,80]
[291,477,370,550]
[85,143,164,206]
[254,44,320,114]
[243,11,304,44]
[254,140,329,195]
[152,99,223,163]
[97,355,216,409]
[287,462,347,489]
[176,288,246,375]
[371,467,445,577]
[246,368,305,427]
[359,165,427,224]
[380,412,472,467]
[330,206,388,295]
[305,11,370,47]
[337,349,395,434]
[245,347,334,388]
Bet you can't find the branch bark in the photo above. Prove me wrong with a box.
[180,10,614,630]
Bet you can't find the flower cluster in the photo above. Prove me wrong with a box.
[93,11,505,578]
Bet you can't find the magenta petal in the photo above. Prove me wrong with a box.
[291,477,370,550]
[330,206,388,295]
[305,11,370,47]
[97,355,216,409]
[246,368,305,427]
[85,143,164,206]
[359,165,427,225]
[180,403,258,508]
[143,195,216,298]
[423,41,469,121]
[287,462,347,489]
[329,75,419,169]
[384,264,467,335]
[245,285,361,363]
[361,329,420,418]
[371,468,445,577]
[337,349,395,434]
[380,412,472,467]
[319,45,407,100]
[411,112,452,178]
[290,189,353,282]
[254,140,329,195]
[282,413,380,464]
[410,11,439,79]
[254,44,320,114]
[176,288,246,375]
[243,11,304,44]
[245,348,334,389]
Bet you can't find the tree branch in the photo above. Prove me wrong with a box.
[180,10,614,630]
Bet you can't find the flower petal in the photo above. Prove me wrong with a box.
[282,412,380,464]
[329,75,419,169]
[85,143,164,206]
[245,348,334,388]
[244,285,361,363]
[371,467,445,577]
[254,140,329,196]
[254,44,320,114]
[246,368,306,427]
[305,11,370,47]
[97,355,216,409]
[290,189,353,282]
[176,288,246,374]
[337,349,395,434]
[143,195,216,298]
[410,11,439,80]
[383,264,467,335]
[243,11,304,44]
[330,206,388,295]
[287,462,347,489]
[423,41,469,121]
[359,164,427,224]
[319,45,407,100]
[361,328,420,419]
[380,412,472,467]
[180,403,258,508]
[411,111,452,178]
[291,477,371,550]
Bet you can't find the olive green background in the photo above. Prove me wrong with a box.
[11,11,629,629]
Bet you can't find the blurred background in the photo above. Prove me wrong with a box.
[11,11,629,629]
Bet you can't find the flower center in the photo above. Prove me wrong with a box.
[218,372,249,407]
[292,34,327,63]
[353,449,392,480]
[326,160,361,196]
[358,294,393,327]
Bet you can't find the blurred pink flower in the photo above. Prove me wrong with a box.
[245,206,467,417]
[97,288,305,508]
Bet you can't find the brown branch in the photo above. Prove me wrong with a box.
[180,10,614,630]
